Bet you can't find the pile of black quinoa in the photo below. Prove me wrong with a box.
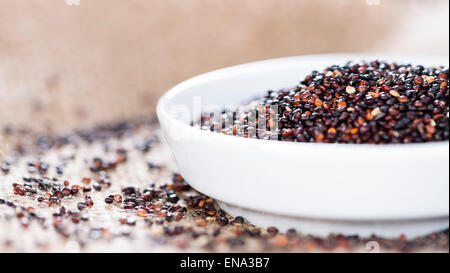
[201,61,449,144]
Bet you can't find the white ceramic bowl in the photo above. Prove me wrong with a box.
[157,54,449,237]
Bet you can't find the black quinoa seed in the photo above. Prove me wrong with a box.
[167,193,179,203]
[77,202,87,210]
[234,216,245,224]
[267,226,279,236]
[1,163,10,174]
[218,217,229,226]
[122,186,136,195]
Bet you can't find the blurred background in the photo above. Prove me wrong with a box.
[0,0,449,134]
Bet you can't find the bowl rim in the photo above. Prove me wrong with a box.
[157,53,450,150]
